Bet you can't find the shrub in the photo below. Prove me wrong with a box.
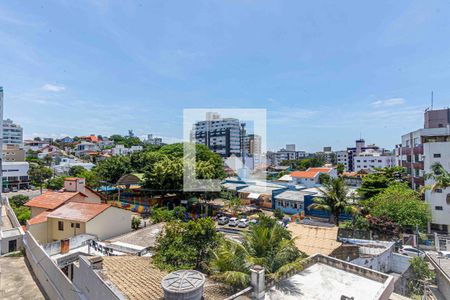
[273,208,284,220]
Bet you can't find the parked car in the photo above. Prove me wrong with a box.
[250,219,258,225]
[218,216,229,225]
[399,246,425,258]
[228,217,239,227]
[438,251,450,259]
[238,218,249,228]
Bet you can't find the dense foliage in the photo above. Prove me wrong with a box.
[407,257,434,297]
[9,195,30,225]
[150,206,187,223]
[280,157,325,171]
[309,177,359,225]
[368,184,431,229]
[210,215,306,289]
[357,166,406,199]
[153,218,220,271]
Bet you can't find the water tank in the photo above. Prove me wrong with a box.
[161,270,205,300]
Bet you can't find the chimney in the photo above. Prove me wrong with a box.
[250,265,265,300]
[88,256,103,270]
[64,178,86,194]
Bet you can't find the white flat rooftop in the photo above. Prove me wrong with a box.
[265,262,387,300]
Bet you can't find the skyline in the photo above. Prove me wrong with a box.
[2,1,450,152]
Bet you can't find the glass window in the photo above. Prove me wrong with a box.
[434,153,441,158]
[58,221,64,231]
[435,206,443,211]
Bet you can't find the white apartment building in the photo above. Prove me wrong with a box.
[192,113,241,157]
[2,118,23,147]
[335,150,349,170]
[397,108,450,233]
[146,134,163,146]
[2,161,29,191]
[111,144,143,156]
[353,150,395,172]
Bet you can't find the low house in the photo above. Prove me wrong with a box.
[2,161,30,191]
[290,167,337,188]
[75,142,99,157]
[273,190,314,214]
[237,183,286,209]
[46,202,130,242]
[26,178,101,218]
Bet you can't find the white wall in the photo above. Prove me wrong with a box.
[353,155,395,172]
[85,207,131,240]
[424,142,450,227]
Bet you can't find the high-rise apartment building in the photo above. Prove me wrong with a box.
[337,139,385,171]
[243,134,261,156]
[3,118,23,147]
[192,113,241,157]
[397,107,450,233]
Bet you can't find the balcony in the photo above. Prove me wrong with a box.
[400,145,423,155]
[400,161,424,170]
[413,177,424,186]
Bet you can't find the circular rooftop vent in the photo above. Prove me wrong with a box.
[161,270,205,300]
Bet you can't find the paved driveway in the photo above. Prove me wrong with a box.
[0,257,46,299]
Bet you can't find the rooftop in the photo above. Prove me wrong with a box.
[47,202,110,222]
[106,222,165,249]
[290,167,332,179]
[274,190,313,202]
[265,254,394,300]
[100,256,236,300]
[288,223,341,256]
[25,191,85,210]
[27,210,51,225]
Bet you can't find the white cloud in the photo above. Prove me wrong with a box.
[371,98,405,108]
[42,83,66,92]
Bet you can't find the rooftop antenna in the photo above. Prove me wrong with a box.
[431,91,434,110]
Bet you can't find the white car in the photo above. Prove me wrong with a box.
[228,217,239,227]
[238,218,249,228]
[399,246,425,258]
[438,251,450,259]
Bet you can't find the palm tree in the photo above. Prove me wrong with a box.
[308,177,359,226]
[210,215,306,289]
[425,162,450,191]
[225,197,242,216]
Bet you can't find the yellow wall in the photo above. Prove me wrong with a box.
[30,207,47,218]
[47,218,86,242]
[27,222,48,244]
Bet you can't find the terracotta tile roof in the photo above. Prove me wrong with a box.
[291,167,332,179]
[64,177,79,181]
[101,256,237,300]
[288,223,341,256]
[27,211,51,225]
[47,202,110,222]
[25,191,85,210]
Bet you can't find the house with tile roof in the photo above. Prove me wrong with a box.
[27,202,131,244]
[290,167,337,188]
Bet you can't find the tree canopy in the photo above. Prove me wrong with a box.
[357,166,406,199]
[368,184,431,229]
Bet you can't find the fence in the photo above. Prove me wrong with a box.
[23,231,83,300]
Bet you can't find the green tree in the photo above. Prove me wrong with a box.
[357,166,406,199]
[154,218,220,271]
[226,197,242,216]
[68,165,86,177]
[131,216,141,230]
[93,156,131,184]
[46,176,65,190]
[336,163,345,175]
[144,156,183,191]
[28,163,53,193]
[308,177,359,226]
[273,208,284,220]
[10,195,29,207]
[369,184,431,229]
[425,162,450,191]
[210,215,306,289]
[407,256,434,297]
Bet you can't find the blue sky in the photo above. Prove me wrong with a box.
[1,1,450,152]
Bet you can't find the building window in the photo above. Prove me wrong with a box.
[434,153,441,158]
[58,221,64,231]
[435,206,443,211]
[76,223,80,228]
[435,189,443,193]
